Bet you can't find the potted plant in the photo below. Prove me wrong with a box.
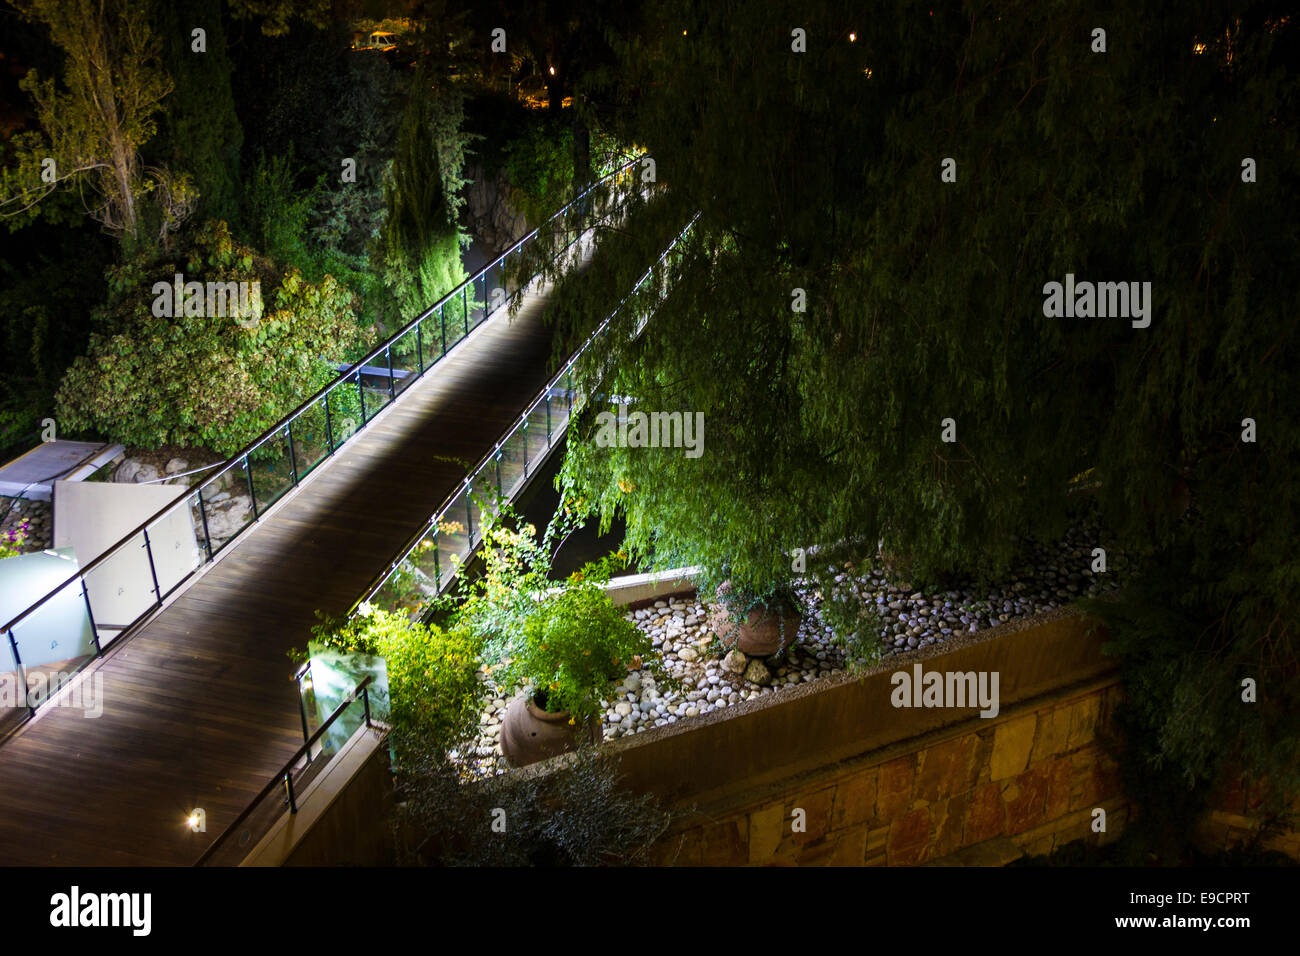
[449,505,655,767]
[495,557,653,766]
[706,574,805,659]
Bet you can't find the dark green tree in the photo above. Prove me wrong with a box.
[552,0,1300,835]
[149,0,243,224]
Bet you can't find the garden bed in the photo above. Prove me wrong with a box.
[451,521,1124,778]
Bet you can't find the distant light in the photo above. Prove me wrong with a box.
[863,67,873,78]
[849,33,856,42]
[682,29,687,36]
[1193,42,1207,54]
[548,66,555,75]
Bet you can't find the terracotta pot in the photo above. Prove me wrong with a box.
[709,586,802,657]
[500,691,600,768]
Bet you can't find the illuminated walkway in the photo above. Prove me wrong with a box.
[0,274,574,865]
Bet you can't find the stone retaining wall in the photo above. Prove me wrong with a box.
[649,677,1129,865]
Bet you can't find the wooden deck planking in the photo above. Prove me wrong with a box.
[0,272,578,866]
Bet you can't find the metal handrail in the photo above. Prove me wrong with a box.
[192,674,377,866]
[355,211,701,612]
[1,157,643,640]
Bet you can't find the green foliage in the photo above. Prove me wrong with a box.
[149,0,242,224]
[448,503,653,723]
[503,116,574,224]
[54,220,366,454]
[552,0,1300,822]
[310,606,486,764]
[0,224,112,458]
[0,520,31,561]
[2,0,172,247]
[374,70,472,335]
[227,0,330,36]
[231,26,406,314]
[240,151,320,278]
[497,556,650,721]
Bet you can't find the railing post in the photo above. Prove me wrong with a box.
[465,483,474,545]
[432,535,441,589]
[196,491,213,561]
[521,423,529,478]
[545,395,552,444]
[495,452,503,495]
[363,685,372,728]
[440,305,447,355]
[244,456,260,521]
[285,771,298,814]
[462,285,469,337]
[357,371,367,424]
[416,320,424,373]
[386,346,395,400]
[142,528,163,606]
[6,628,32,717]
[80,579,102,656]
[285,424,299,486]
[324,394,335,454]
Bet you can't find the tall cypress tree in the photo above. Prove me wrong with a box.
[149,0,242,224]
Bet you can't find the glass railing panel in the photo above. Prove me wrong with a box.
[370,532,437,617]
[146,503,203,602]
[248,429,295,514]
[471,273,487,329]
[289,397,332,481]
[445,290,469,347]
[80,530,158,633]
[434,495,473,587]
[485,256,506,319]
[0,630,26,735]
[327,374,363,446]
[419,310,443,367]
[547,381,574,435]
[498,422,528,500]
[390,328,420,398]
[198,463,255,554]
[8,574,97,710]
[527,399,553,470]
[361,356,393,423]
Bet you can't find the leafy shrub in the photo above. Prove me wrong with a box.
[55,220,367,455]
[496,557,651,722]
[0,519,30,560]
[448,504,654,723]
[310,606,486,765]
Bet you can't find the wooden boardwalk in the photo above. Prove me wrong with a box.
[0,272,574,865]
